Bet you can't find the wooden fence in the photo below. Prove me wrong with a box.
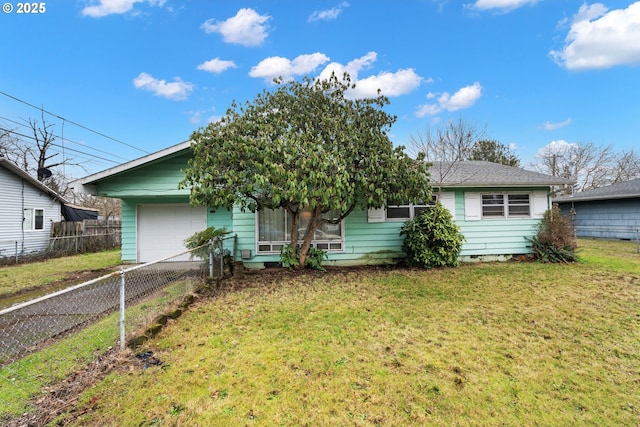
[49,220,122,254]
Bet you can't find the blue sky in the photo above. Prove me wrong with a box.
[1,0,639,178]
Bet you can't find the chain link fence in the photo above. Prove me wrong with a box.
[0,235,237,418]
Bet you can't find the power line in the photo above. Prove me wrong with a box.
[0,90,149,155]
[0,127,121,165]
[0,114,130,162]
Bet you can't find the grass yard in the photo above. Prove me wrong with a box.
[43,240,640,425]
[0,250,121,300]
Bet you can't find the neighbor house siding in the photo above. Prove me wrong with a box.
[0,165,61,257]
[558,198,640,240]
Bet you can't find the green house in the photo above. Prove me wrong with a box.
[71,141,570,267]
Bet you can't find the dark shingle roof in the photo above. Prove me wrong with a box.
[429,161,572,187]
[554,178,640,202]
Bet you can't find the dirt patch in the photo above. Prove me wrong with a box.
[3,347,139,427]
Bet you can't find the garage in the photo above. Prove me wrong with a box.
[137,204,207,262]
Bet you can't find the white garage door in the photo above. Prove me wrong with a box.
[137,204,207,262]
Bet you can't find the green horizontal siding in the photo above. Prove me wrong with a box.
[232,205,258,262]
[96,152,191,197]
[453,189,541,256]
[208,207,233,231]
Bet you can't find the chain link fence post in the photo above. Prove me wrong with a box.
[119,267,126,350]
[208,239,214,278]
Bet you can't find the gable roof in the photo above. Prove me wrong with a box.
[0,157,67,203]
[429,161,572,188]
[70,140,190,192]
[554,178,640,203]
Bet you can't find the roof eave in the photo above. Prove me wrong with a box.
[70,140,191,189]
[0,158,68,203]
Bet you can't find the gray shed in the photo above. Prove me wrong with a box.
[555,178,640,240]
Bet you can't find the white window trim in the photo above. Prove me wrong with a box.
[23,208,45,231]
[480,192,532,219]
[465,191,546,220]
[255,209,345,254]
[385,203,430,222]
[367,192,455,223]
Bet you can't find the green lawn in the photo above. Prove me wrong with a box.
[29,240,640,425]
[0,250,121,299]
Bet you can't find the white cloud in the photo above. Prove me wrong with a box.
[81,0,165,17]
[197,58,237,74]
[249,53,331,82]
[550,2,640,70]
[317,51,377,82]
[133,72,194,100]
[201,8,270,47]
[308,2,350,22]
[535,139,578,158]
[541,118,572,131]
[349,69,424,98]
[416,82,483,117]
[316,52,423,98]
[188,109,221,125]
[466,0,539,13]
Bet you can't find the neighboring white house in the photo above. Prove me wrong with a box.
[0,158,66,259]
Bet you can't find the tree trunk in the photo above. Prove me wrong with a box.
[297,206,321,268]
[288,207,300,250]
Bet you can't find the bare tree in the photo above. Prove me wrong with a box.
[72,193,121,220]
[411,116,487,163]
[410,117,487,194]
[611,148,640,183]
[1,112,82,196]
[533,142,617,193]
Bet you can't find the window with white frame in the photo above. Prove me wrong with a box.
[481,193,530,218]
[386,195,437,221]
[257,208,344,253]
[23,208,45,231]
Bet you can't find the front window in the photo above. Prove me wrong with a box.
[482,193,530,218]
[386,195,437,221]
[257,208,344,253]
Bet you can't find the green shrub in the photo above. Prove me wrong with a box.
[400,202,464,268]
[280,244,328,271]
[528,207,578,263]
[280,244,299,270]
[184,226,231,261]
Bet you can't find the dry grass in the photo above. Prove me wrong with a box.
[42,240,640,426]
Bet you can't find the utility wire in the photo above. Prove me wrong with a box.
[0,114,130,162]
[0,127,121,165]
[0,90,149,155]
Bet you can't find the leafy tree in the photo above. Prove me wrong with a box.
[181,73,431,268]
[468,139,520,167]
